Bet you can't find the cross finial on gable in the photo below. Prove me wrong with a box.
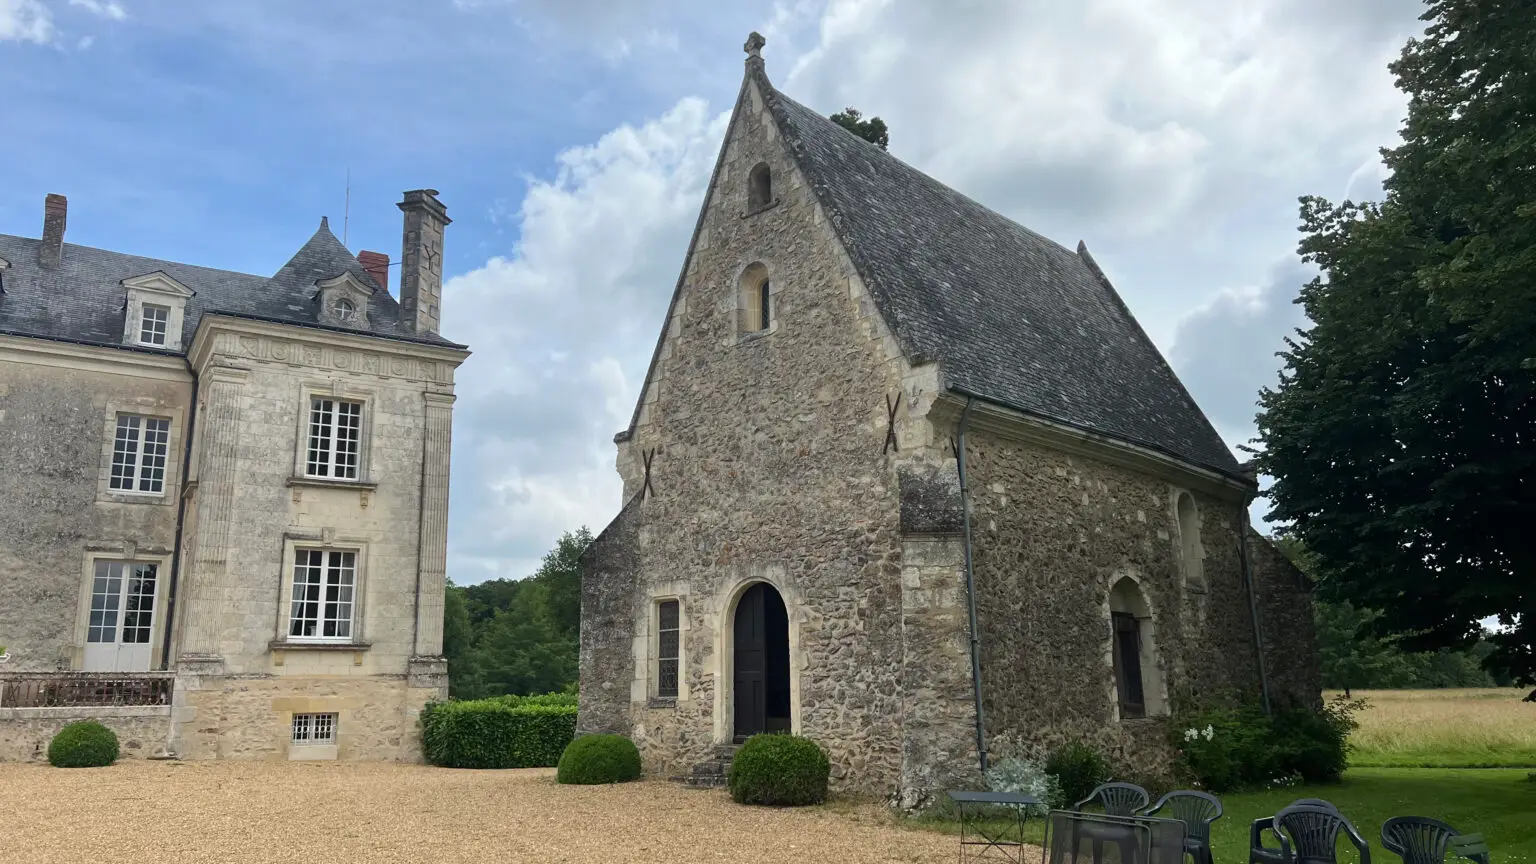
[744,31,765,60]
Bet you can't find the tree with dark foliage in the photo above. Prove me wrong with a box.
[1256,0,1535,683]
[830,107,889,150]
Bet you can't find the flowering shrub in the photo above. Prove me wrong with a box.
[1171,695,1364,792]
[984,755,1060,815]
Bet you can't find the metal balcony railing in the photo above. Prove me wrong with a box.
[0,672,174,709]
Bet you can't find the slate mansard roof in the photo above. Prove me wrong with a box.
[0,220,462,352]
[755,71,1241,477]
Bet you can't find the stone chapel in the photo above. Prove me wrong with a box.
[578,35,1319,804]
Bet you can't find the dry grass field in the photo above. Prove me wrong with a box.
[1332,687,1536,767]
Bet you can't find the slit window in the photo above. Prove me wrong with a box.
[657,599,680,699]
[1111,611,1145,719]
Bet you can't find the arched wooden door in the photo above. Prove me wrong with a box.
[733,582,790,741]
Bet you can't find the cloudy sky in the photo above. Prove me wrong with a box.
[1,0,1427,583]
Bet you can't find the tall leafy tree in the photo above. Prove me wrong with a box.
[442,528,593,699]
[1256,0,1535,682]
[830,107,890,150]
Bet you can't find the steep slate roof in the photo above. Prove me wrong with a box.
[755,72,1241,477]
[0,220,461,353]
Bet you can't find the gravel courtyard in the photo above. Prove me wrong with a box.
[0,761,965,863]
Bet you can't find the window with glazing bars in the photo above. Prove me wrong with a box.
[305,397,362,479]
[139,304,169,346]
[110,414,171,494]
[292,712,337,745]
[657,599,680,699]
[87,561,158,644]
[288,549,356,641]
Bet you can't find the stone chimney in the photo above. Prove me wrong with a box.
[397,189,450,335]
[358,250,389,292]
[39,194,67,269]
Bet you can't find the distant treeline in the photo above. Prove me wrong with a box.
[442,528,590,700]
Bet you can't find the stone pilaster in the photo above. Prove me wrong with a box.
[412,391,454,658]
[178,365,247,664]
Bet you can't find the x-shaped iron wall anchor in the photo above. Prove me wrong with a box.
[883,392,902,454]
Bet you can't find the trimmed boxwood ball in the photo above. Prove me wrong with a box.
[728,734,830,806]
[48,720,120,768]
[556,734,642,785]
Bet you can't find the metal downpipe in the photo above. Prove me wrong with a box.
[1236,502,1273,714]
[955,397,988,773]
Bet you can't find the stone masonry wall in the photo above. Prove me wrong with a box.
[172,673,432,760]
[0,707,171,761]
[585,72,946,796]
[578,494,641,737]
[963,423,1267,782]
[0,349,190,671]
[1248,530,1322,710]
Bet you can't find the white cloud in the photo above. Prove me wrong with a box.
[441,97,729,583]
[68,0,125,20]
[0,0,54,43]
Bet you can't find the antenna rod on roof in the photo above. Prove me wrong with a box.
[342,168,351,247]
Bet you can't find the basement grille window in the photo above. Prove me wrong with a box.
[657,599,680,699]
[292,712,337,745]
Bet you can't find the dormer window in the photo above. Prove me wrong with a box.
[120,272,193,352]
[139,304,170,346]
[315,272,374,330]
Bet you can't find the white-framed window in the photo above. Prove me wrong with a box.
[288,549,356,641]
[82,560,160,673]
[139,303,170,346]
[657,599,681,699]
[109,414,171,494]
[292,712,337,745]
[305,397,363,480]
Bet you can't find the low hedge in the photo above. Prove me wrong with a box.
[728,734,830,806]
[420,698,577,769]
[557,734,642,784]
[48,720,120,768]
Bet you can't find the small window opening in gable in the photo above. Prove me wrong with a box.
[737,262,772,335]
[139,304,170,346]
[1176,492,1206,594]
[332,297,358,324]
[747,163,773,211]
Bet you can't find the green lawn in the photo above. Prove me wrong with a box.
[908,769,1536,864]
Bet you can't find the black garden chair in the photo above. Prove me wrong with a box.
[1069,783,1153,863]
[1269,803,1372,864]
[1144,790,1223,864]
[1250,799,1339,864]
[1382,817,1491,864]
[1075,782,1152,816]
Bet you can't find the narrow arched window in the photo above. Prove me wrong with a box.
[748,163,772,211]
[737,263,772,334]
[758,280,771,332]
[1177,492,1205,593]
[1109,576,1166,719]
